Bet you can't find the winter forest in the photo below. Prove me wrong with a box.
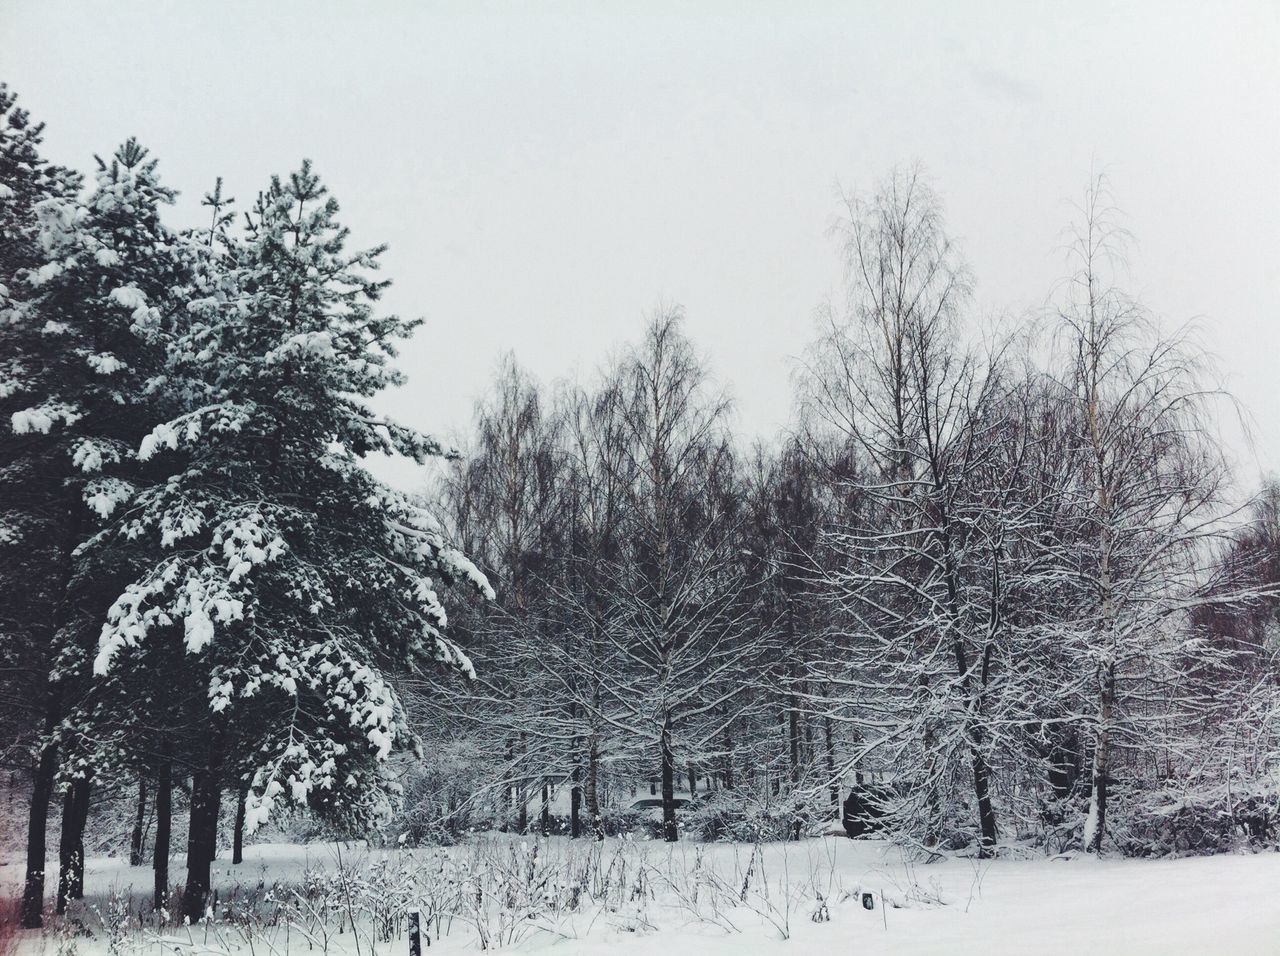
[2,11,1280,953]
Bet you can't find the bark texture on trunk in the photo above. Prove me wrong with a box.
[823,713,840,812]
[570,749,582,838]
[585,734,603,841]
[153,757,171,912]
[660,714,677,842]
[130,777,148,866]
[19,724,58,928]
[970,746,998,857]
[1086,662,1116,854]
[569,701,582,838]
[232,786,247,865]
[181,767,223,922]
[56,776,91,914]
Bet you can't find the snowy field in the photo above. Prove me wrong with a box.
[4,836,1280,955]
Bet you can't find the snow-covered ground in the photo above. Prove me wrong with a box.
[4,836,1279,955]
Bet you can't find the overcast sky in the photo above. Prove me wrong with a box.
[4,1,1278,490]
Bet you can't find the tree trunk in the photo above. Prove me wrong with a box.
[500,736,514,832]
[539,779,550,835]
[1083,334,1116,857]
[181,767,223,922]
[1085,662,1116,853]
[787,690,801,790]
[787,675,804,841]
[569,703,582,838]
[570,743,582,838]
[516,734,529,834]
[130,777,148,866]
[723,726,735,791]
[660,713,677,842]
[154,756,171,913]
[56,776,91,914]
[970,744,998,857]
[232,786,247,865]
[585,733,603,841]
[687,764,697,799]
[802,699,815,772]
[516,782,529,834]
[19,716,59,928]
[823,713,840,812]
[1046,729,1082,823]
[21,506,82,928]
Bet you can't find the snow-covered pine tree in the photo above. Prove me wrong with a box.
[90,161,490,920]
[0,83,84,930]
[1,100,183,924]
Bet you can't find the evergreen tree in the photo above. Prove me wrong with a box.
[2,83,181,924]
[0,82,83,931]
[90,162,489,920]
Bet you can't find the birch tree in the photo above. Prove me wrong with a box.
[1049,177,1256,853]
[802,166,1007,854]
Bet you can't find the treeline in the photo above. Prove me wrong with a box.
[0,86,487,927]
[416,168,1280,858]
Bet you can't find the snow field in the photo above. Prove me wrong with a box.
[4,835,1280,954]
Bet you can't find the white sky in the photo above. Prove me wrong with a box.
[4,1,1278,491]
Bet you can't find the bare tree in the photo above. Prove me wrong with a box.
[801,166,1008,854]
[586,309,762,841]
[1048,176,1259,853]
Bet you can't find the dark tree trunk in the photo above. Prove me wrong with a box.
[130,777,148,866]
[19,719,58,928]
[181,767,223,922]
[787,673,804,841]
[153,757,171,912]
[787,694,801,788]
[585,734,603,841]
[56,776,91,914]
[802,698,815,770]
[948,627,998,856]
[500,736,514,832]
[723,726,735,791]
[232,786,247,865]
[569,703,582,838]
[516,781,529,834]
[971,746,998,857]
[570,752,582,838]
[539,779,550,835]
[1045,728,1082,828]
[660,714,677,842]
[21,506,84,928]
[687,764,697,799]
[519,732,530,834]
[823,713,840,812]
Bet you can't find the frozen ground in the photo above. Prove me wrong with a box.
[4,835,1279,955]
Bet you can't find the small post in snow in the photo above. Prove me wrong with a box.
[409,907,423,956]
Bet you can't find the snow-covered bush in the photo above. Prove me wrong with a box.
[1119,782,1278,856]
[684,791,797,843]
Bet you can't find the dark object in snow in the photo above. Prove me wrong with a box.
[842,784,893,838]
[409,907,423,955]
[862,892,875,910]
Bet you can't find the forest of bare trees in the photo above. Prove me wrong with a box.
[410,168,1280,859]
